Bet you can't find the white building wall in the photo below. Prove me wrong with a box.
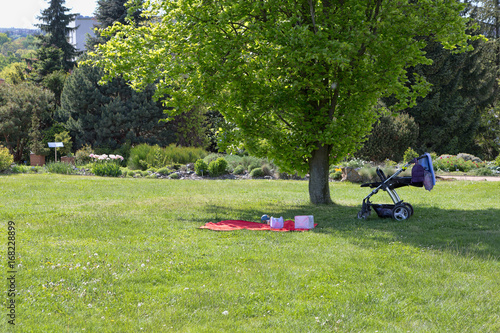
[69,16,97,52]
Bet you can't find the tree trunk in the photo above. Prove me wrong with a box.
[308,144,333,205]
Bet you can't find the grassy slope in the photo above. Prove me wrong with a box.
[0,174,499,332]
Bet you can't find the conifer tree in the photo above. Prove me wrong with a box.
[401,36,496,155]
[86,0,144,50]
[35,0,79,70]
[95,0,143,29]
[59,61,175,149]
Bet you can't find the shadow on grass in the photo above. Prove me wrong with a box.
[200,203,500,260]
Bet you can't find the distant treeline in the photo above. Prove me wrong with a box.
[0,28,41,39]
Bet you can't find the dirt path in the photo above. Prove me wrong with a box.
[437,175,500,182]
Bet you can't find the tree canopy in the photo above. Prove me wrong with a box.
[92,0,473,204]
[59,62,176,150]
[0,83,55,161]
[86,0,145,50]
[36,0,79,70]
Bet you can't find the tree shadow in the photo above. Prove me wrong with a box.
[199,203,500,260]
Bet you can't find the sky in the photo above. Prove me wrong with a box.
[0,0,98,29]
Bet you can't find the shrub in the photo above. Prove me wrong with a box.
[278,172,290,179]
[170,163,183,170]
[13,166,43,173]
[0,145,14,171]
[330,170,343,181]
[357,113,419,162]
[261,164,273,176]
[403,147,419,163]
[91,163,122,177]
[194,159,209,176]
[203,153,224,164]
[90,154,124,177]
[157,167,171,175]
[247,161,261,172]
[129,144,208,170]
[222,154,245,169]
[208,157,228,177]
[495,154,500,167]
[163,144,207,165]
[457,153,482,163]
[128,144,158,170]
[472,167,494,176]
[242,156,264,170]
[249,167,264,178]
[380,166,397,177]
[10,165,24,173]
[54,130,73,156]
[169,172,180,179]
[45,162,76,175]
[342,157,367,168]
[114,142,132,165]
[233,165,245,175]
[75,144,94,165]
[433,155,484,172]
[357,166,378,182]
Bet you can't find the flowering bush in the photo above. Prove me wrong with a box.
[433,155,485,172]
[342,157,367,169]
[89,154,123,177]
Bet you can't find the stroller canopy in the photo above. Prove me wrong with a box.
[417,153,436,191]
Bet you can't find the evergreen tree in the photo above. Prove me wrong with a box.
[28,44,64,83]
[59,62,175,150]
[466,0,500,158]
[96,0,143,29]
[397,25,496,155]
[27,43,67,106]
[86,0,144,51]
[357,111,419,163]
[35,0,79,70]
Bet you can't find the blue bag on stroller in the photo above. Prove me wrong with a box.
[357,153,436,220]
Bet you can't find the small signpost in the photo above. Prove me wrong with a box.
[48,142,64,162]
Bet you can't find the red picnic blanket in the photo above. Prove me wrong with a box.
[199,220,317,232]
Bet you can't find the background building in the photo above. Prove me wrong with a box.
[69,16,96,52]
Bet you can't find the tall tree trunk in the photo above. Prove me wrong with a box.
[308,143,333,205]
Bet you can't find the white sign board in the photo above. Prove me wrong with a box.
[48,142,64,148]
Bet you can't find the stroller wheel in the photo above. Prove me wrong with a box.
[357,211,368,219]
[392,205,411,221]
[404,203,414,216]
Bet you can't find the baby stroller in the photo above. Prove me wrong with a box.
[357,153,436,221]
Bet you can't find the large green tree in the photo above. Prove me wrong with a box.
[0,83,55,161]
[393,2,498,156]
[35,0,79,70]
[92,0,472,204]
[465,0,500,158]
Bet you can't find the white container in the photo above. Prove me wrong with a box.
[294,215,314,229]
[270,216,284,229]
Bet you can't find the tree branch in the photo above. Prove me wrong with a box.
[308,0,318,34]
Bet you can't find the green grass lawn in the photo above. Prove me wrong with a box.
[1,174,499,332]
